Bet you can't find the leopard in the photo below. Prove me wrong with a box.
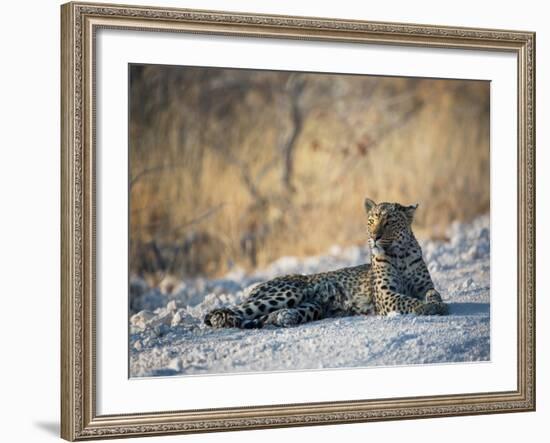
[204,198,448,329]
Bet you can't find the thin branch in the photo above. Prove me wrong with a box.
[129,163,187,190]
[134,203,226,236]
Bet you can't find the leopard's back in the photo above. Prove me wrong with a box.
[246,264,372,314]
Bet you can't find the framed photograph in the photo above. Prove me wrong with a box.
[61,1,536,440]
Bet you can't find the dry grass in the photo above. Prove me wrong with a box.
[129,66,489,278]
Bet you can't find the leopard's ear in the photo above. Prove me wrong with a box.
[401,203,418,222]
[364,198,376,214]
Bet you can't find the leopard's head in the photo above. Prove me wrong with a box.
[364,198,418,255]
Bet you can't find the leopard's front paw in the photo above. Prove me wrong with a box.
[265,308,302,327]
[204,308,242,328]
[425,289,443,303]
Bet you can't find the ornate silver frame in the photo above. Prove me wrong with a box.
[61,2,536,440]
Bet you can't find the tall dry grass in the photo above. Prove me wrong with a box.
[129,66,489,278]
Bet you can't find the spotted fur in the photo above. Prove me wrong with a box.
[204,198,448,329]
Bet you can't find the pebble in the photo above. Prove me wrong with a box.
[130,310,155,330]
[166,300,178,312]
[171,309,192,327]
[462,278,475,289]
[171,310,182,327]
[148,310,173,328]
[153,323,170,337]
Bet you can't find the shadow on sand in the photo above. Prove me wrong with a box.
[447,302,490,316]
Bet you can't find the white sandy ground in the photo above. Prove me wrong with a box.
[129,216,490,377]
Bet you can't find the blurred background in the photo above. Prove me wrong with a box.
[129,64,489,283]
